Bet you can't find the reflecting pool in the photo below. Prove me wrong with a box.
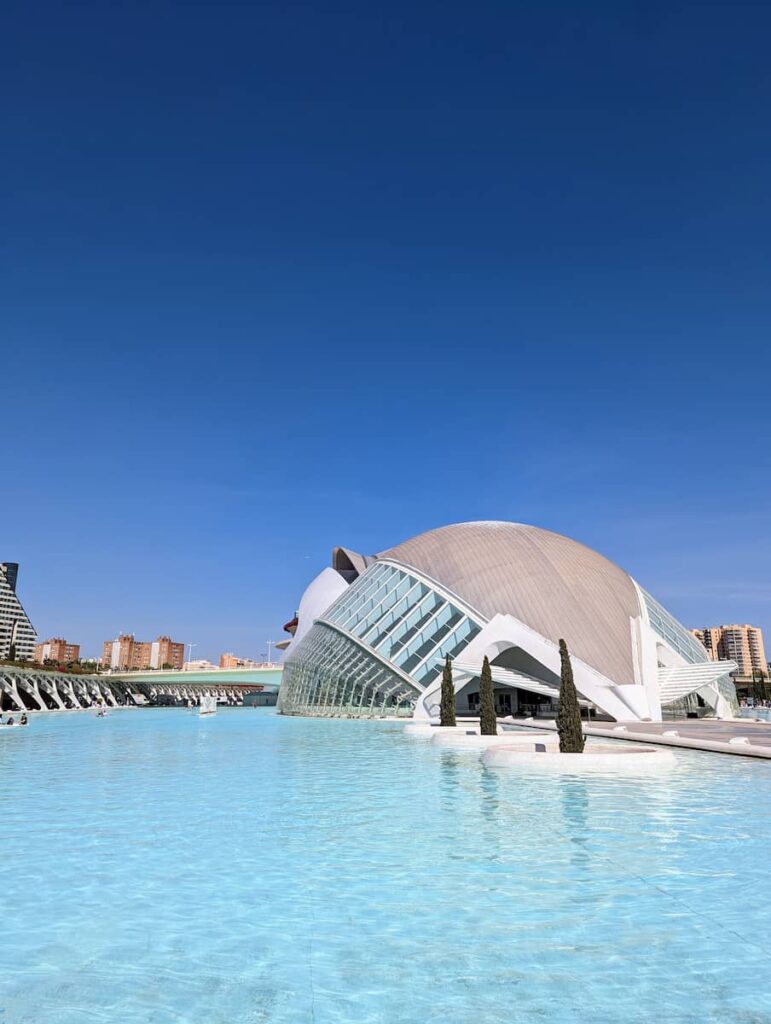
[2,709,771,1023]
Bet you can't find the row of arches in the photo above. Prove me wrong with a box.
[0,671,268,713]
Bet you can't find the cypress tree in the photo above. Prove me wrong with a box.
[440,655,457,727]
[754,670,767,703]
[479,655,497,735]
[556,639,585,753]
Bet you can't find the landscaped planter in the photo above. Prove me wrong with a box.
[482,743,676,772]
[430,730,560,750]
[404,722,479,738]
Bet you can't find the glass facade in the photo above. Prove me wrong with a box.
[641,588,739,715]
[661,674,739,718]
[279,561,483,716]
[277,624,420,717]
[641,589,710,665]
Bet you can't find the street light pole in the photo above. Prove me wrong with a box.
[187,642,197,668]
[266,640,274,665]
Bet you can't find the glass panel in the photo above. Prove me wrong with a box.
[642,590,709,665]
[392,607,462,671]
[325,562,389,625]
[286,560,487,714]
[413,620,482,686]
[279,622,420,718]
[351,574,416,639]
[382,591,444,659]
[335,564,398,629]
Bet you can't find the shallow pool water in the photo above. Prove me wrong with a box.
[2,709,771,1023]
[741,707,771,722]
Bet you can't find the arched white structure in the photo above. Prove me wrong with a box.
[278,522,738,722]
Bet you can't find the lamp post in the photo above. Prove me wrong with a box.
[187,642,197,668]
[266,640,275,665]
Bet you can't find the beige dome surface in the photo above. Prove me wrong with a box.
[378,521,642,684]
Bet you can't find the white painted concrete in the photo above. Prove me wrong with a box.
[431,730,559,750]
[403,723,473,737]
[483,743,676,772]
[520,718,771,761]
[286,567,350,652]
[415,613,650,724]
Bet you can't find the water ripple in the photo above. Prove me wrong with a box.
[1,710,771,1022]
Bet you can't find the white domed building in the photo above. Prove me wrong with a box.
[278,522,738,722]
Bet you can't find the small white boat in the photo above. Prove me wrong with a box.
[198,695,217,716]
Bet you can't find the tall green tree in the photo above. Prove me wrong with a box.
[754,670,767,703]
[556,639,585,753]
[440,655,457,726]
[479,656,497,735]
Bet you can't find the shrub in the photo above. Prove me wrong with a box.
[479,656,497,735]
[440,655,457,726]
[556,639,585,753]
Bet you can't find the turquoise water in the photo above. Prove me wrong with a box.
[2,709,771,1023]
[741,707,771,722]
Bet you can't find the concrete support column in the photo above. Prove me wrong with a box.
[102,685,118,706]
[62,682,83,709]
[0,676,26,711]
[39,678,66,710]
[18,677,46,711]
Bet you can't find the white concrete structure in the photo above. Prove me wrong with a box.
[0,665,280,711]
[278,522,739,722]
[483,743,677,772]
[430,729,560,751]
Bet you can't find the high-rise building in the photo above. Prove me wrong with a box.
[33,637,81,664]
[692,625,767,676]
[0,562,37,662]
[102,634,185,670]
[690,627,722,661]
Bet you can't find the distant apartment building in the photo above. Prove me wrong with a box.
[0,562,37,662]
[148,636,185,670]
[691,627,722,661]
[102,634,185,671]
[691,625,767,676]
[33,637,81,664]
[102,634,134,670]
[219,652,261,669]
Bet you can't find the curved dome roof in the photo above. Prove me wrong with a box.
[378,521,643,684]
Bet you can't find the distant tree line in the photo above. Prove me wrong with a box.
[0,658,101,675]
[751,669,769,702]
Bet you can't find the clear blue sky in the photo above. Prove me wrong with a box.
[2,1,770,661]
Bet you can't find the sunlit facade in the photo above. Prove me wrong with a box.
[278,522,740,722]
[279,560,481,716]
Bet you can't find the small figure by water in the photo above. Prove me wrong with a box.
[198,695,217,716]
[20,713,28,725]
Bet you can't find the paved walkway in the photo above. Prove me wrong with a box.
[592,718,771,749]
[504,717,771,759]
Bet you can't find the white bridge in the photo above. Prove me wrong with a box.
[0,666,282,712]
